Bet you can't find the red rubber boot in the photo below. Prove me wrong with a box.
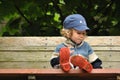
[70,55,93,73]
[59,47,71,72]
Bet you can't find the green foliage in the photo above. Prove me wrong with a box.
[0,0,120,36]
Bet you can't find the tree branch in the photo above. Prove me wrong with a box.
[14,4,32,25]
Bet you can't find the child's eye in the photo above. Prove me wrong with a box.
[77,32,81,34]
[83,33,86,35]
[77,32,86,35]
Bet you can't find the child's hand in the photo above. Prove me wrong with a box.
[70,50,74,55]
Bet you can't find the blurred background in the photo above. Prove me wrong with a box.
[0,0,120,36]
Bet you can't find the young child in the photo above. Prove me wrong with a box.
[50,14,102,72]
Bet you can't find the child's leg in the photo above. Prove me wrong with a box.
[59,47,71,72]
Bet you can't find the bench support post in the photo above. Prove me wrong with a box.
[28,75,36,80]
[117,75,120,80]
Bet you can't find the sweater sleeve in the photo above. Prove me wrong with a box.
[91,58,102,68]
[50,57,59,68]
[86,42,102,68]
[50,43,65,68]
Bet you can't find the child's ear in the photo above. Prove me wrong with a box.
[66,30,72,39]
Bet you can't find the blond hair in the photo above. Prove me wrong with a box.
[60,28,73,39]
[60,28,87,39]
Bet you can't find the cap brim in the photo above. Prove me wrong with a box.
[74,26,90,31]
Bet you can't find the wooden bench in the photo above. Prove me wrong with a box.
[0,69,120,80]
[0,36,120,80]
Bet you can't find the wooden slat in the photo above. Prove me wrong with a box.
[85,36,120,46]
[0,62,52,69]
[0,52,52,61]
[0,37,47,46]
[0,51,120,62]
[0,69,119,74]
[0,46,120,51]
[0,46,50,51]
[0,69,119,80]
[0,51,119,62]
[102,62,120,68]
[0,61,120,69]
[92,46,120,51]
[96,52,120,61]
[0,36,120,46]
[0,61,119,69]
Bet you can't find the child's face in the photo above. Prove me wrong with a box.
[70,29,86,44]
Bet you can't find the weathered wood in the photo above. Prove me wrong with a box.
[0,36,120,46]
[0,62,51,69]
[0,61,119,69]
[0,36,120,69]
[0,69,120,74]
[0,51,120,62]
[0,69,119,80]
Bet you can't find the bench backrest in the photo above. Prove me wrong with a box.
[0,36,120,69]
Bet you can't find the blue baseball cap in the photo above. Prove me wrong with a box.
[63,14,90,31]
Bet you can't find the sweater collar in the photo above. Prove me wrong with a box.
[64,39,84,48]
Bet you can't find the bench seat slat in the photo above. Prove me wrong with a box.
[0,69,119,74]
[0,69,119,80]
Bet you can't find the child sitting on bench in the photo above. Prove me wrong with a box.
[50,14,102,72]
